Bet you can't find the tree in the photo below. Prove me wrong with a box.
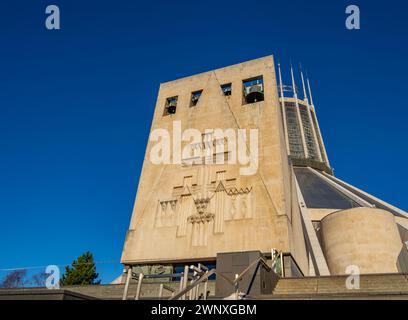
[30,271,48,287]
[1,270,51,288]
[0,269,28,288]
[60,252,100,286]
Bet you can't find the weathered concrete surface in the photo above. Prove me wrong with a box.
[121,56,309,276]
[248,273,408,300]
[321,208,403,275]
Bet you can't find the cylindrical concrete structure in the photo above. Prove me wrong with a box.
[321,207,402,275]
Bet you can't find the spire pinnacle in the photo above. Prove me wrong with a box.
[300,64,309,104]
[278,62,284,97]
[306,73,314,106]
[290,64,298,98]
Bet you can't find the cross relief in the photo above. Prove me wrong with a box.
[155,166,254,246]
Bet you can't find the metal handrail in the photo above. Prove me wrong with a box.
[131,272,193,280]
[122,270,194,300]
[232,257,271,285]
[158,283,175,299]
[124,254,282,300]
[170,255,280,300]
[169,269,216,300]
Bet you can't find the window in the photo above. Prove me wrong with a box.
[221,83,232,96]
[243,76,264,104]
[163,96,178,116]
[190,90,203,107]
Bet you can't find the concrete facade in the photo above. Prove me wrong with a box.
[120,55,407,283]
[321,208,403,275]
[121,56,309,275]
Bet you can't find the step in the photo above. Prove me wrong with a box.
[249,291,408,300]
[271,274,408,296]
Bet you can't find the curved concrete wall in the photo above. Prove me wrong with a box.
[321,208,402,275]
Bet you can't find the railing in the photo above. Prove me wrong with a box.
[123,253,283,300]
[158,283,175,299]
[170,255,281,300]
[122,264,211,300]
[170,268,217,300]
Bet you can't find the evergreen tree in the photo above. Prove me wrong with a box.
[60,252,101,286]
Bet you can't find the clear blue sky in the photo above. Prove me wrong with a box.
[1,0,407,283]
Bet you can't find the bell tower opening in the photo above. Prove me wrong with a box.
[243,76,264,104]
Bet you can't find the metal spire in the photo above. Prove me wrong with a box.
[306,73,314,106]
[302,66,322,162]
[291,63,308,158]
[305,72,330,166]
[290,64,298,98]
[278,62,285,100]
[278,61,291,155]
[300,64,309,104]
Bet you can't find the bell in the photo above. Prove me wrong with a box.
[167,105,176,114]
[191,96,199,106]
[245,91,264,103]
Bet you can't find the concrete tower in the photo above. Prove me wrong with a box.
[121,56,408,282]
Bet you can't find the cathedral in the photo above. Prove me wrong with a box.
[120,56,408,297]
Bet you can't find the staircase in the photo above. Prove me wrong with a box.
[6,274,407,300]
[64,281,216,300]
[63,272,408,300]
[248,274,408,300]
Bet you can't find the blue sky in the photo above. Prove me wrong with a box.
[0,0,407,283]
